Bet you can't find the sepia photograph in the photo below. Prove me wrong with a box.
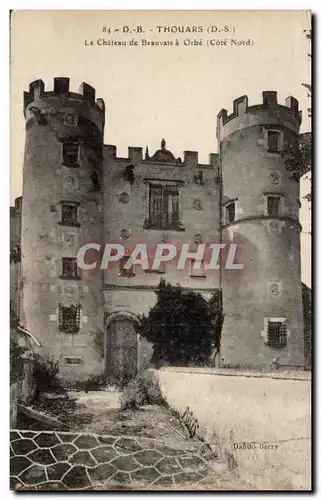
[9,10,312,491]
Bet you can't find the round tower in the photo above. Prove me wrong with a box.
[21,78,105,380]
[217,91,304,369]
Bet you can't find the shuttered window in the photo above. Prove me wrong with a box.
[149,184,180,229]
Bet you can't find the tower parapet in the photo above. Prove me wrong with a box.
[23,78,105,138]
[217,91,302,142]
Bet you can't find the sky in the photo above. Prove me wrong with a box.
[10,10,311,285]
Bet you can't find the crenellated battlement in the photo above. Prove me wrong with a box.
[104,144,218,168]
[23,78,105,116]
[217,91,302,142]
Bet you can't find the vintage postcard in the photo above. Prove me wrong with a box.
[10,10,312,491]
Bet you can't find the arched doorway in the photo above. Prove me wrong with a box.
[105,313,138,383]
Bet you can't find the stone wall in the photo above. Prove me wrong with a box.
[152,367,311,490]
[10,430,216,491]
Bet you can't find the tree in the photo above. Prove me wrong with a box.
[137,279,224,366]
[282,29,311,204]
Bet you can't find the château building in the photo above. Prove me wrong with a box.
[10,78,306,381]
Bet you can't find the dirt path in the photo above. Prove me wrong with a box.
[14,391,254,490]
[68,390,189,443]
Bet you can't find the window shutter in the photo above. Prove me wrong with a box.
[149,185,162,226]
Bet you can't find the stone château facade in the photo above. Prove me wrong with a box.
[10,78,305,381]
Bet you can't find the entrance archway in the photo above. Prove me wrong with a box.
[105,313,138,383]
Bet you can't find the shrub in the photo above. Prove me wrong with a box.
[33,354,65,398]
[120,372,167,411]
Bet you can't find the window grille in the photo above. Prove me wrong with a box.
[61,257,78,278]
[58,304,81,333]
[266,320,287,347]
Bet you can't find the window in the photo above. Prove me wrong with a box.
[145,260,166,274]
[60,203,79,226]
[58,304,81,333]
[190,258,206,278]
[119,256,135,277]
[267,131,281,153]
[148,184,180,229]
[225,202,235,224]
[61,257,79,279]
[267,196,280,216]
[62,140,79,167]
[64,356,82,365]
[266,320,287,347]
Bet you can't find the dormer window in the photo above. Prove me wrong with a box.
[267,130,282,153]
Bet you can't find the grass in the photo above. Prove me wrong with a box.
[119,372,168,411]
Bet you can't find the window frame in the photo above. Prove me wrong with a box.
[143,180,184,231]
[265,193,284,217]
[118,256,135,277]
[59,201,80,227]
[225,201,236,224]
[58,304,81,334]
[60,257,80,280]
[265,128,283,154]
[262,317,289,348]
[266,319,288,348]
[62,140,80,167]
[190,257,206,278]
[144,260,166,274]
[267,196,280,217]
